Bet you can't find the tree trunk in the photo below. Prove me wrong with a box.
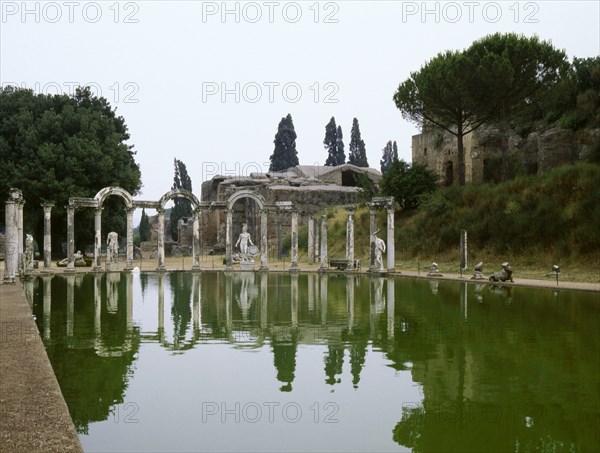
[457,125,466,186]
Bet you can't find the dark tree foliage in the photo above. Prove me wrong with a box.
[380,159,439,210]
[336,126,345,165]
[380,140,398,174]
[170,158,193,242]
[138,208,151,242]
[394,33,568,185]
[0,86,141,253]
[324,117,345,166]
[348,118,369,167]
[269,114,299,172]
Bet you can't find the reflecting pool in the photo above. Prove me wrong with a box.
[29,272,600,452]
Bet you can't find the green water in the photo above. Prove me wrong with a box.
[30,272,600,453]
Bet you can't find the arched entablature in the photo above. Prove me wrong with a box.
[94,187,134,209]
[158,188,201,211]
[226,190,266,211]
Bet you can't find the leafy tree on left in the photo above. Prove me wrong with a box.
[0,86,142,255]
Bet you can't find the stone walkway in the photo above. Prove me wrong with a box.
[0,283,82,453]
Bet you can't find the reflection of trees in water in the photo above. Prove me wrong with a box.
[349,339,368,388]
[32,274,140,435]
[386,280,600,452]
[324,344,345,385]
[271,330,298,392]
[33,273,600,450]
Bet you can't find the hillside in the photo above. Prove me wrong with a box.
[317,162,600,281]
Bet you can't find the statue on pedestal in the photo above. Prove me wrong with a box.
[235,224,254,263]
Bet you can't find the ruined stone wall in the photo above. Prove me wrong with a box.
[199,178,362,254]
[412,125,600,185]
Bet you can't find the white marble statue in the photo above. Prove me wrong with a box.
[107,231,119,264]
[24,234,34,270]
[373,232,386,271]
[235,224,254,262]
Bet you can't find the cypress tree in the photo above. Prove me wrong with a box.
[139,208,151,242]
[348,118,369,167]
[269,114,299,172]
[171,158,193,242]
[324,117,345,166]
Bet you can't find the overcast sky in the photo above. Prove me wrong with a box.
[2,1,599,205]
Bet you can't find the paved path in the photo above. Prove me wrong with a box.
[0,283,82,453]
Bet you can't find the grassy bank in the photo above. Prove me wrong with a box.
[310,162,600,283]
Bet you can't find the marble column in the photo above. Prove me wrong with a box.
[17,199,24,261]
[157,208,165,271]
[3,192,19,283]
[225,209,233,269]
[42,276,52,340]
[192,210,201,271]
[308,217,315,262]
[314,219,320,263]
[387,277,395,340]
[387,208,395,272]
[319,215,328,271]
[290,209,299,271]
[260,209,268,271]
[41,203,54,271]
[126,208,134,270]
[66,206,75,272]
[369,208,377,272]
[346,209,355,269]
[93,207,102,271]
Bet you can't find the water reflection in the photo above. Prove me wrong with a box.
[30,273,600,451]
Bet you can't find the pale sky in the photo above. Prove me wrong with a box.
[2,1,599,205]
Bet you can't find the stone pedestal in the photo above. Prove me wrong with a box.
[240,261,255,271]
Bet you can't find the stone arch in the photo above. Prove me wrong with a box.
[158,188,201,211]
[94,187,134,209]
[226,190,266,211]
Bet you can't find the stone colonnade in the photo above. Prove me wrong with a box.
[3,187,396,276]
